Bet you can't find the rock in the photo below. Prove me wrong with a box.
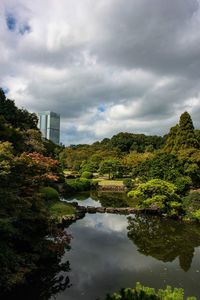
[87,206,97,213]
[76,211,85,219]
[105,207,115,213]
[77,206,87,213]
[96,207,106,213]
[71,201,79,207]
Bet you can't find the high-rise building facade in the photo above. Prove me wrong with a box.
[37,111,60,145]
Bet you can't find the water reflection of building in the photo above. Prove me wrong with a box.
[37,111,60,145]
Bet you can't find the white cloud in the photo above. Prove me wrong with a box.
[0,0,200,144]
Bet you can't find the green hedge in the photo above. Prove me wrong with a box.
[81,171,93,179]
[64,178,91,193]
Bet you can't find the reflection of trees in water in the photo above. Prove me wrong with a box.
[65,191,129,207]
[65,191,91,201]
[0,229,71,300]
[9,254,71,300]
[127,215,200,272]
[91,191,129,207]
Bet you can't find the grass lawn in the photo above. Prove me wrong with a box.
[49,201,76,218]
[63,169,74,175]
[97,179,124,187]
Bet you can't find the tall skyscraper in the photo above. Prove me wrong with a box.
[37,111,60,145]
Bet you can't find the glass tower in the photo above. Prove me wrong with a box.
[37,111,60,145]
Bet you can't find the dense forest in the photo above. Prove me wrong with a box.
[0,88,70,298]
[60,111,200,187]
[60,110,200,219]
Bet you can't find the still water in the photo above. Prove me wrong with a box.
[55,192,200,299]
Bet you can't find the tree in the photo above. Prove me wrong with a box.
[175,112,199,150]
[128,179,182,215]
[135,152,183,182]
[0,88,38,130]
[106,281,196,299]
[164,124,179,152]
[99,159,124,179]
[0,142,14,182]
[0,87,71,295]
[165,112,199,152]
[23,129,45,153]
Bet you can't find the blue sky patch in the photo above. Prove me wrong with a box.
[97,105,106,113]
[6,14,17,31]
[2,87,10,94]
[19,23,31,35]
[6,12,31,35]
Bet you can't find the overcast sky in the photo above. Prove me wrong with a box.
[1,0,200,145]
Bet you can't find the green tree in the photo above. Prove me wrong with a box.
[175,112,199,150]
[128,179,182,215]
[164,124,179,152]
[135,152,183,182]
[99,159,124,179]
[0,88,38,130]
[106,281,196,300]
[165,112,199,152]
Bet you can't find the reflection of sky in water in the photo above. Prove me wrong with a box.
[54,212,200,300]
[63,196,101,207]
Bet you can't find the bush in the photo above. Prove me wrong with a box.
[123,178,133,189]
[175,176,192,194]
[191,209,200,222]
[81,171,93,179]
[128,179,182,215]
[40,187,59,201]
[105,282,196,300]
[183,192,200,209]
[182,192,200,221]
[64,178,91,193]
[91,179,99,189]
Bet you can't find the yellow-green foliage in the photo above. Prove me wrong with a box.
[128,179,181,215]
[81,171,93,179]
[49,202,76,219]
[98,180,124,187]
[106,282,196,300]
[123,151,154,168]
[191,209,200,221]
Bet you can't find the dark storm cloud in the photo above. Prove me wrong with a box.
[93,0,200,76]
[1,0,200,144]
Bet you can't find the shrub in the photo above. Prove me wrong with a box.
[81,171,93,179]
[183,192,200,209]
[191,209,200,222]
[128,179,182,215]
[64,178,91,193]
[123,178,133,189]
[105,282,196,300]
[40,186,59,201]
[91,179,99,189]
[175,176,192,194]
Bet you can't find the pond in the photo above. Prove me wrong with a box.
[55,192,200,299]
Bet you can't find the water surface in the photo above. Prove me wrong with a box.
[55,193,200,299]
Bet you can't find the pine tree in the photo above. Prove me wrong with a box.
[164,124,179,152]
[164,112,199,152]
[175,112,199,150]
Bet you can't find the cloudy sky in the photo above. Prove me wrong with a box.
[1,0,200,145]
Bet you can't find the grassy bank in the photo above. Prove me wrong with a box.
[49,202,76,220]
[97,179,124,187]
